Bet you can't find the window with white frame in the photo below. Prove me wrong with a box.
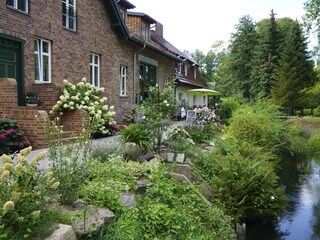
[193,95,197,105]
[90,53,100,87]
[141,23,149,40]
[62,0,77,31]
[178,63,182,74]
[120,9,125,22]
[203,96,206,105]
[7,0,28,13]
[184,62,188,76]
[34,38,51,83]
[194,66,197,79]
[120,65,127,96]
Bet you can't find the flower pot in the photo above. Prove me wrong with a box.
[175,153,185,164]
[26,103,38,107]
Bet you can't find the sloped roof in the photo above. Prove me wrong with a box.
[151,33,197,65]
[127,12,157,24]
[104,0,130,40]
[117,0,135,9]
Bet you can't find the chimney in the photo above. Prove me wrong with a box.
[154,22,163,40]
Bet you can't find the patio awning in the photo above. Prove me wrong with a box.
[187,88,221,96]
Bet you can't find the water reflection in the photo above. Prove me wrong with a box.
[247,155,320,240]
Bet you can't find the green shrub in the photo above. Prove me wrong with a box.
[0,148,60,239]
[100,208,142,240]
[284,125,309,155]
[226,101,285,151]
[118,124,152,150]
[0,116,30,155]
[140,166,236,239]
[91,143,144,162]
[192,141,287,223]
[307,128,320,153]
[219,96,241,123]
[314,106,320,116]
[80,158,159,213]
[101,164,236,240]
[184,123,218,144]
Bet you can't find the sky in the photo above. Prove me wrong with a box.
[130,0,308,53]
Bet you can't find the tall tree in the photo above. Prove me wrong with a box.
[188,40,227,87]
[271,20,315,110]
[250,10,282,99]
[222,15,258,99]
[303,0,320,36]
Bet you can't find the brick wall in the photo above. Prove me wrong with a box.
[0,78,18,115]
[0,1,179,127]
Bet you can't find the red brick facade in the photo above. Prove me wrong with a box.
[0,0,203,148]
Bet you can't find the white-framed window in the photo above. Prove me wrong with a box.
[34,38,51,83]
[7,0,28,13]
[184,62,188,76]
[203,96,206,105]
[193,95,197,105]
[120,65,127,96]
[141,23,149,40]
[62,0,77,31]
[164,77,169,86]
[178,64,182,74]
[194,67,197,79]
[90,53,100,88]
[120,9,125,22]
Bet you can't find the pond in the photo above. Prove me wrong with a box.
[247,154,320,240]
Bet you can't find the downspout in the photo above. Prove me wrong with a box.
[133,41,146,104]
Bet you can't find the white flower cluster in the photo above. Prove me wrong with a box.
[166,126,195,145]
[50,78,116,134]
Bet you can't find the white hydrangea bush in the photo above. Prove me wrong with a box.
[50,78,116,134]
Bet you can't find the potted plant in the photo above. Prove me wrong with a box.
[26,91,40,106]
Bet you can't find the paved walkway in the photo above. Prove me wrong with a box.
[24,135,119,169]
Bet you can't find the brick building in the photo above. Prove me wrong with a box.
[0,0,204,148]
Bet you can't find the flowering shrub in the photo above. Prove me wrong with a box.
[164,125,195,153]
[0,147,59,239]
[138,80,178,152]
[122,113,135,123]
[0,116,30,155]
[50,78,116,134]
[165,125,195,145]
[194,111,216,125]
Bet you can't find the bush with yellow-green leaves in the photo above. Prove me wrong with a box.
[0,147,60,240]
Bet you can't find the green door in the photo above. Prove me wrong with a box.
[0,39,23,105]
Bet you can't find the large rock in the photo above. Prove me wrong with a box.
[71,205,115,235]
[46,224,76,240]
[120,192,136,208]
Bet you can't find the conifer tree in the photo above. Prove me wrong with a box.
[226,15,258,99]
[271,20,315,110]
[250,10,281,99]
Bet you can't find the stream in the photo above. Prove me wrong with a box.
[247,155,320,240]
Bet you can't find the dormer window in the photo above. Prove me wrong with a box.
[120,9,126,22]
[62,0,77,31]
[7,0,28,13]
[184,62,188,76]
[178,64,182,74]
[141,23,149,40]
